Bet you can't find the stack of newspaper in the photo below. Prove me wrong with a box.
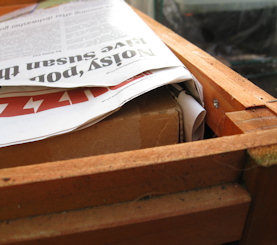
[0,0,205,147]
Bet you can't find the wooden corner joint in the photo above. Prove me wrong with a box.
[224,106,277,136]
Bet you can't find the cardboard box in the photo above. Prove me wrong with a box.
[0,86,182,168]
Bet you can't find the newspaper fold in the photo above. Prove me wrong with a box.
[0,0,206,148]
[0,67,195,147]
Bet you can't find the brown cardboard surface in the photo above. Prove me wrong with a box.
[0,86,182,168]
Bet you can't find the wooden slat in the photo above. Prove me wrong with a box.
[0,4,32,16]
[0,148,245,221]
[135,9,275,136]
[0,129,276,221]
[240,145,277,245]
[224,107,277,136]
[0,0,38,6]
[0,184,250,245]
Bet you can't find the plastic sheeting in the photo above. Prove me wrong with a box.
[159,0,277,56]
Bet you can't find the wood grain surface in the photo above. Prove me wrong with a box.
[0,129,276,221]
[135,9,276,136]
[0,184,250,245]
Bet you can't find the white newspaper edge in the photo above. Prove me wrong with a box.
[0,66,198,148]
[171,83,206,142]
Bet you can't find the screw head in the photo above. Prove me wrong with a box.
[213,99,219,109]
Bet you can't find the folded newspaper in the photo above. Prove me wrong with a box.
[0,0,206,148]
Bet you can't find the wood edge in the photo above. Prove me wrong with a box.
[0,0,39,6]
[0,184,250,244]
[134,8,274,108]
[1,128,277,185]
[133,7,275,136]
[241,161,277,244]
[225,107,277,135]
[0,129,275,221]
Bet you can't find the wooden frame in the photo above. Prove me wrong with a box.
[0,6,277,245]
[0,0,40,18]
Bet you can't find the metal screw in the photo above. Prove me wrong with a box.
[213,99,219,109]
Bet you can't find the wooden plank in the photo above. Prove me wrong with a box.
[0,4,32,16]
[0,129,276,221]
[0,0,39,6]
[224,107,277,136]
[0,0,40,17]
[135,9,275,136]
[0,184,250,245]
[136,8,275,107]
[240,145,277,245]
[0,147,245,221]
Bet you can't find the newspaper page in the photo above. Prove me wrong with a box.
[0,67,193,147]
[0,0,206,147]
[0,0,185,88]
